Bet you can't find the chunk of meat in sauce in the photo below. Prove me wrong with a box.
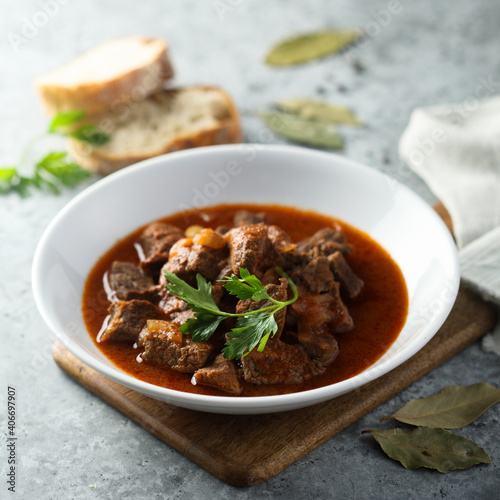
[227,223,297,276]
[139,222,184,274]
[290,256,336,294]
[239,338,324,385]
[284,331,339,366]
[158,291,195,325]
[192,354,242,395]
[99,300,168,343]
[291,283,353,335]
[264,225,299,269]
[158,284,224,328]
[227,223,267,276]
[235,278,288,340]
[138,320,213,373]
[163,229,229,284]
[296,228,352,259]
[328,251,364,299]
[233,210,267,227]
[158,289,187,316]
[107,261,159,302]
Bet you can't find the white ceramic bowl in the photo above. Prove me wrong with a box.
[32,144,459,414]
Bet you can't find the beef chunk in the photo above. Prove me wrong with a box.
[240,339,324,385]
[158,283,222,327]
[157,290,196,325]
[234,210,267,227]
[138,320,213,373]
[263,225,299,269]
[158,289,188,317]
[235,278,288,340]
[215,262,233,281]
[296,228,352,258]
[260,267,282,286]
[107,261,159,302]
[227,223,268,276]
[211,284,224,306]
[228,223,298,276]
[285,331,339,366]
[99,300,168,343]
[169,308,196,326]
[328,251,364,299]
[163,236,228,284]
[139,222,184,274]
[291,283,353,335]
[192,354,243,395]
[266,225,296,253]
[290,256,336,294]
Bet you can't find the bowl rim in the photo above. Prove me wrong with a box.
[32,144,460,412]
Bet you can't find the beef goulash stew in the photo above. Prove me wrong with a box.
[83,204,408,397]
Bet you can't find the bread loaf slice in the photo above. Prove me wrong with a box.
[67,86,242,175]
[35,36,174,116]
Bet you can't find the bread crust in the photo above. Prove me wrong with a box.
[35,37,174,116]
[67,86,242,175]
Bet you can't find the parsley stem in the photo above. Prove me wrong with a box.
[275,267,299,305]
[222,304,279,318]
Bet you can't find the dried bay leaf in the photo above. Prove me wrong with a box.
[259,112,343,150]
[365,428,492,473]
[276,99,362,126]
[381,383,500,429]
[265,30,360,66]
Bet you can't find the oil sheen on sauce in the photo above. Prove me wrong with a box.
[82,204,409,397]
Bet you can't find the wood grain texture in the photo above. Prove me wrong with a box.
[434,201,453,234]
[53,287,496,486]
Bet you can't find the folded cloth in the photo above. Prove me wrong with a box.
[399,95,500,354]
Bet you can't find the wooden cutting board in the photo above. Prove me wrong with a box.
[52,204,496,486]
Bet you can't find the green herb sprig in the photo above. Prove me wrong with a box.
[0,151,90,197]
[49,110,110,146]
[164,267,298,359]
[0,110,110,196]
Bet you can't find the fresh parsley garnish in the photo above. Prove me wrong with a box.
[49,110,111,146]
[0,152,90,197]
[223,311,279,360]
[48,110,87,132]
[1,110,110,196]
[221,267,271,301]
[164,267,299,359]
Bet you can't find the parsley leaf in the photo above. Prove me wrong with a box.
[49,110,111,145]
[37,152,91,187]
[219,267,270,302]
[68,124,111,146]
[223,313,278,359]
[1,152,90,196]
[164,271,222,316]
[164,267,299,359]
[181,313,226,342]
[48,110,87,133]
[0,168,17,193]
[1,110,110,197]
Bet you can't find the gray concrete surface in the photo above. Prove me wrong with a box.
[1,1,500,498]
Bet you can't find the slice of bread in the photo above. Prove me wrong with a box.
[67,86,242,175]
[35,36,174,116]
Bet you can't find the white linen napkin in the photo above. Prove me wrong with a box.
[399,96,500,355]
